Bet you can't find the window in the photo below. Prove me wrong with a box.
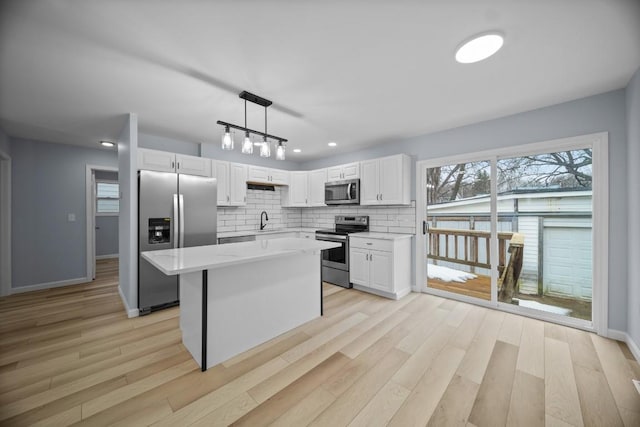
[96,181,119,215]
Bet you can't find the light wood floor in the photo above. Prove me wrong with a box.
[1,259,639,426]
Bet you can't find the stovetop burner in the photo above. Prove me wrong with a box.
[315,215,369,236]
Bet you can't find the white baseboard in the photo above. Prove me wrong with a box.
[96,254,119,260]
[607,328,627,341]
[118,285,139,318]
[11,276,90,294]
[608,328,640,363]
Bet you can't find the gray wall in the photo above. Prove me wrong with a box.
[11,137,117,288]
[302,89,629,332]
[138,133,200,156]
[626,68,640,349]
[0,128,10,155]
[118,114,138,313]
[95,170,119,257]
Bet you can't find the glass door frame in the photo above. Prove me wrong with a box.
[415,132,609,335]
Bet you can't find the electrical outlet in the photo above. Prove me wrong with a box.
[67,213,76,222]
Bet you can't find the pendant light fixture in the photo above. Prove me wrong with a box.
[260,138,271,157]
[221,125,234,150]
[276,141,285,160]
[260,105,271,157]
[216,91,287,159]
[240,98,253,154]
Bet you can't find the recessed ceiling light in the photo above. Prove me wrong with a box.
[455,32,504,64]
[328,142,337,147]
[100,140,115,148]
[293,148,301,153]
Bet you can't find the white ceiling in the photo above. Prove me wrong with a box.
[1,0,639,161]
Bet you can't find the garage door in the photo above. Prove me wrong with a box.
[543,219,592,300]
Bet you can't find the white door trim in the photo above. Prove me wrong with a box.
[415,132,608,334]
[85,164,118,281]
[0,149,11,296]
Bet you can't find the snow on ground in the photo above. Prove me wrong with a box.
[427,264,477,283]
[515,299,572,315]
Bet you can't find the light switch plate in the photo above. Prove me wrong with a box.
[68,213,76,222]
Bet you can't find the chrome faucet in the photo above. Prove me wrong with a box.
[260,211,269,230]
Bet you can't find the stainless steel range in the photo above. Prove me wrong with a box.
[315,215,369,288]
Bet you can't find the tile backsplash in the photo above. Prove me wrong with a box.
[218,187,415,234]
[299,202,416,233]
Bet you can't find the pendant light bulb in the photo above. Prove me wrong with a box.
[221,126,234,150]
[260,138,271,158]
[241,131,253,154]
[276,142,285,160]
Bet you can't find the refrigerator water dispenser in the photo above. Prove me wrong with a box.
[148,218,171,244]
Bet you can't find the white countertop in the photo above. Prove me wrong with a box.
[350,232,414,240]
[217,227,319,239]
[141,237,340,275]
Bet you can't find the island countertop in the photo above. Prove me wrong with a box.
[141,237,340,276]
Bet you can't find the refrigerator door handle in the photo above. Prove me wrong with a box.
[173,194,179,249]
[179,194,185,248]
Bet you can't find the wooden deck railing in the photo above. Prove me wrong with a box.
[428,228,514,274]
[427,227,525,299]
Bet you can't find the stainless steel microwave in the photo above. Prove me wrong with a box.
[325,179,360,205]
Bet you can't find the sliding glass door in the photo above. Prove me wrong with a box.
[417,134,605,329]
[424,160,493,302]
[495,150,593,321]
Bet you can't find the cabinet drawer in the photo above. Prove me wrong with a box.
[349,237,392,252]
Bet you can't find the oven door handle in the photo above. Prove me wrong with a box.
[316,234,347,241]
[347,183,352,200]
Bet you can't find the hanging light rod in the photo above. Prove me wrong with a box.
[239,90,272,107]
[215,120,287,143]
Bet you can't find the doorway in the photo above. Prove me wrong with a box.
[85,165,118,280]
[0,150,11,296]
[416,133,608,333]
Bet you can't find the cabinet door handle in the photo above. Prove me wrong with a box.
[227,195,230,202]
[380,193,382,201]
[365,254,368,261]
[370,254,373,261]
[177,162,180,170]
[366,242,372,245]
[171,161,175,169]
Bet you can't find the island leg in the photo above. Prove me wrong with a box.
[202,270,207,372]
[320,258,323,316]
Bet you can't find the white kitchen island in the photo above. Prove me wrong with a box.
[141,238,340,371]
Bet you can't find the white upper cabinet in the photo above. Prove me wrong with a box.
[308,169,327,206]
[138,148,211,177]
[229,163,248,206]
[137,148,176,173]
[327,162,359,182]
[286,172,309,207]
[282,169,327,207]
[212,160,230,206]
[247,166,289,186]
[176,154,211,177]
[360,154,410,205]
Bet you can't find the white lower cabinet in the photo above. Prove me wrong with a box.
[349,235,412,299]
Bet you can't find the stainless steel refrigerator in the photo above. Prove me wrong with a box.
[138,170,217,315]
